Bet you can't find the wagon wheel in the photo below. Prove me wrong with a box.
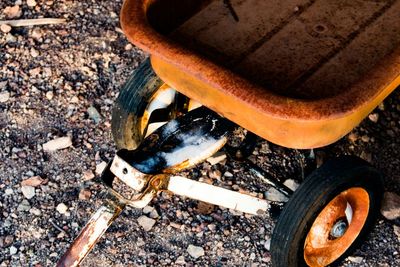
[112,58,201,149]
[271,156,383,267]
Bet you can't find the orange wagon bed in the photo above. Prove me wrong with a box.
[121,0,400,149]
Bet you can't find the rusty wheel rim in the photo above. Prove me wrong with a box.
[304,187,370,267]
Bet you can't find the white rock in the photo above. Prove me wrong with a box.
[143,206,159,218]
[29,207,41,216]
[70,96,79,103]
[264,237,271,251]
[5,188,13,195]
[17,200,31,211]
[348,256,363,264]
[27,0,37,7]
[0,91,10,103]
[30,48,39,57]
[380,192,400,220]
[87,106,102,123]
[95,161,107,175]
[31,28,43,40]
[56,203,68,214]
[187,244,204,259]
[0,24,12,33]
[137,215,156,231]
[142,205,155,214]
[45,91,54,100]
[283,179,300,191]
[368,113,379,123]
[175,255,186,265]
[9,246,17,255]
[21,185,35,199]
[149,209,159,219]
[223,171,233,178]
[43,136,72,152]
[264,188,288,202]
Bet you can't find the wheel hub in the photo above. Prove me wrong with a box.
[330,219,348,239]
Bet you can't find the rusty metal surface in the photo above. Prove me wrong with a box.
[303,188,370,267]
[120,0,400,148]
[56,200,125,267]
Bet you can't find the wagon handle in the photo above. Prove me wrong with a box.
[56,200,125,267]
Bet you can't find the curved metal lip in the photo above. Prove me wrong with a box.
[120,0,400,121]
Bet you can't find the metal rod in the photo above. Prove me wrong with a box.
[245,160,294,197]
[167,176,269,215]
[56,200,125,267]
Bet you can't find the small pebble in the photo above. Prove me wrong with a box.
[29,207,41,216]
[21,185,35,199]
[224,171,233,177]
[30,48,39,58]
[264,237,271,251]
[95,161,107,175]
[264,188,288,202]
[187,244,204,259]
[5,188,13,195]
[137,215,156,231]
[4,235,14,246]
[348,132,358,143]
[78,189,91,200]
[82,170,95,181]
[175,255,186,265]
[43,136,72,152]
[348,256,363,264]
[56,203,68,214]
[361,135,370,143]
[283,179,299,191]
[4,5,21,19]
[0,24,12,33]
[21,176,44,187]
[17,200,31,212]
[87,106,102,124]
[368,113,379,123]
[27,0,37,7]
[0,91,10,103]
[9,246,18,255]
[125,43,133,51]
[46,91,54,100]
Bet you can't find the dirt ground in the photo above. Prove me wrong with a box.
[0,1,399,266]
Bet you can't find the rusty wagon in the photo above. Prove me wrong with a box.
[58,0,400,266]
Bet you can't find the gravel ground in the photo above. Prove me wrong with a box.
[0,1,399,266]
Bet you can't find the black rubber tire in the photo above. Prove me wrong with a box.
[111,58,164,150]
[271,156,383,267]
